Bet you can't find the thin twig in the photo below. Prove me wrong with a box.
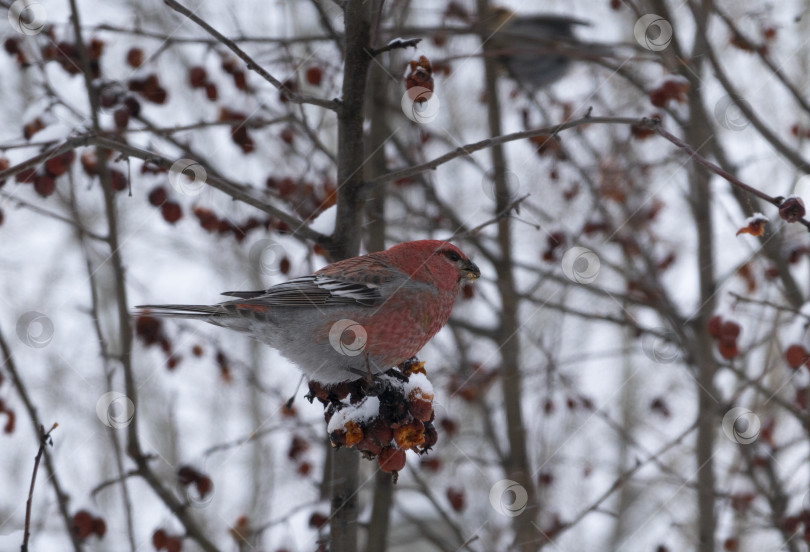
[648,119,810,231]
[369,116,640,185]
[22,423,58,552]
[0,330,81,552]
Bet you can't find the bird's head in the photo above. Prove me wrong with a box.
[388,240,480,290]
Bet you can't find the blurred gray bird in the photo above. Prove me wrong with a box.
[481,7,594,89]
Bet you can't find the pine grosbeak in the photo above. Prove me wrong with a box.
[137,240,480,384]
[482,7,591,89]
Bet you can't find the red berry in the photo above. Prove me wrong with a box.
[309,512,328,529]
[126,47,143,68]
[720,321,741,340]
[785,344,809,370]
[33,174,56,197]
[707,315,723,339]
[45,150,76,177]
[72,510,94,540]
[305,66,323,86]
[446,487,465,511]
[189,66,207,88]
[108,169,127,192]
[148,186,168,206]
[152,529,168,549]
[204,82,218,101]
[16,168,36,183]
[718,339,739,360]
[161,201,182,223]
[233,70,247,90]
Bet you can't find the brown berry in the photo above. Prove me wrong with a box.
[377,447,406,473]
[126,47,143,68]
[779,197,806,223]
[113,106,130,129]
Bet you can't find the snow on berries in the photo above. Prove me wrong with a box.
[309,358,437,480]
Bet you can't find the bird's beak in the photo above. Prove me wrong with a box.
[461,259,481,281]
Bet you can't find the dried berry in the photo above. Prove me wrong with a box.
[377,447,406,473]
[779,196,806,223]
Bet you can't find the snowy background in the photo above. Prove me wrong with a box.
[2,0,810,551]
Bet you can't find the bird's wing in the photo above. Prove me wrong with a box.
[220,269,394,308]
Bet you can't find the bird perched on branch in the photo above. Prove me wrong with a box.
[136,240,480,385]
[480,7,593,89]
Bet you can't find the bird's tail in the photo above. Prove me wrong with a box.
[134,304,228,321]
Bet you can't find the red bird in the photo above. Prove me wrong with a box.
[137,240,480,384]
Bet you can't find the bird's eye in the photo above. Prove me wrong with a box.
[444,250,461,262]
